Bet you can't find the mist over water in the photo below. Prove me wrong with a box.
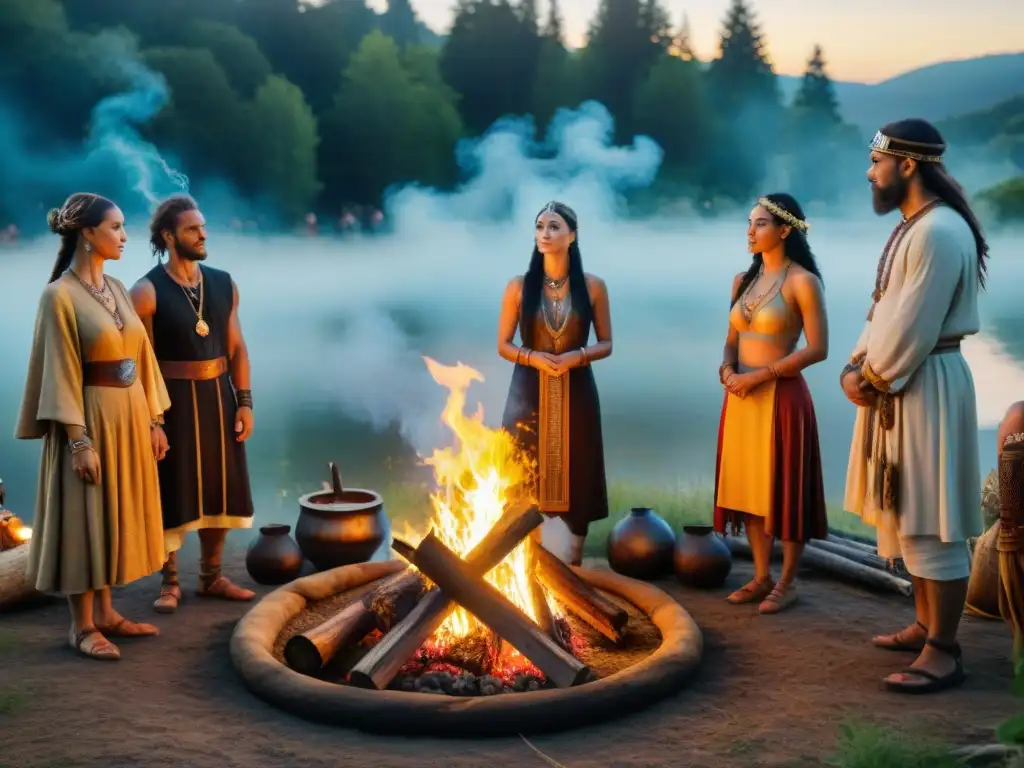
[1,103,1022,534]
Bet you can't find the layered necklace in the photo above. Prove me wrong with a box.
[739,262,791,323]
[541,272,571,339]
[69,269,123,331]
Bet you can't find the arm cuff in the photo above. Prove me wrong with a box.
[861,360,890,393]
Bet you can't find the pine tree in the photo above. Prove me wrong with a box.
[518,0,540,35]
[381,0,420,48]
[669,12,694,61]
[793,45,840,124]
[707,0,777,115]
[543,0,563,42]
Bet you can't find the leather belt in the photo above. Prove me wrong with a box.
[83,359,137,388]
[158,356,228,381]
[931,338,962,355]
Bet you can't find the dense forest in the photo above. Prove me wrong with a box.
[1,0,1021,229]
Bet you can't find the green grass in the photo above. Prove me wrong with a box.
[380,478,879,556]
[0,685,30,715]
[826,721,960,768]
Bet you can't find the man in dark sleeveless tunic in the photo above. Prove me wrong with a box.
[131,195,255,612]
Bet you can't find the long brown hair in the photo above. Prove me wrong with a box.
[46,193,116,283]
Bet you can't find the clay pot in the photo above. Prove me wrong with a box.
[606,507,677,581]
[245,524,304,585]
[295,487,388,571]
[673,525,732,589]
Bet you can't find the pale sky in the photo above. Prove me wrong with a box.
[366,0,1023,83]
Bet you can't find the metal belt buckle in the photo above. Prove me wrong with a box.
[117,359,138,385]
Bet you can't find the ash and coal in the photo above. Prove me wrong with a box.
[372,618,587,696]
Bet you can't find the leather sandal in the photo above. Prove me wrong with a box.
[873,620,928,652]
[96,617,160,638]
[196,575,255,601]
[154,583,182,614]
[758,582,798,614]
[726,578,774,604]
[883,637,966,694]
[68,626,121,661]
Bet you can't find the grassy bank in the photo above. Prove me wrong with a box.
[379,478,878,556]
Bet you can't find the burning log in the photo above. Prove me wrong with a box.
[395,531,594,688]
[530,539,628,644]
[348,500,544,690]
[284,568,427,676]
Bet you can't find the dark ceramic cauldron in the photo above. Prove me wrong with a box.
[245,524,304,585]
[294,463,389,571]
[606,507,677,581]
[673,525,732,589]
[295,487,388,571]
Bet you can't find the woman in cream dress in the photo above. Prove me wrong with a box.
[16,193,172,661]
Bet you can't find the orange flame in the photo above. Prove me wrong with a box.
[406,356,542,644]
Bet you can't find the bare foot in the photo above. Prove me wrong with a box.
[872,620,927,651]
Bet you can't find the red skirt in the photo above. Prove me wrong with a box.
[713,374,828,542]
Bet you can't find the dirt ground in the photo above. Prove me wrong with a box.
[0,551,1017,768]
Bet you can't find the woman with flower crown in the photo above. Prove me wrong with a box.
[713,193,830,614]
[15,193,171,661]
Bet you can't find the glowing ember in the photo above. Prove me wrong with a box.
[403,357,550,665]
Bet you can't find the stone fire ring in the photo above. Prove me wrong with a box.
[230,559,703,737]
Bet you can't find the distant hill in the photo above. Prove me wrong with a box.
[779,53,1024,132]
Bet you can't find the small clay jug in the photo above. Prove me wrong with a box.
[673,525,732,589]
[246,524,304,585]
[606,507,677,581]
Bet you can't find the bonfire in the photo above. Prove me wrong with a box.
[282,357,629,696]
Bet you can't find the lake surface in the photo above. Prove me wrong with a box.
[0,217,1020,534]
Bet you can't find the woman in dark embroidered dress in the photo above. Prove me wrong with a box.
[497,202,613,565]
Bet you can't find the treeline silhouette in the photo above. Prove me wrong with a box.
[3,0,867,227]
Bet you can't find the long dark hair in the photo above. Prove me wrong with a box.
[46,193,116,283]
[520,201,592,346]
[880,119,990,289]
[732,192,823,304]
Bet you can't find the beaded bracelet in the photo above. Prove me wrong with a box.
[236,389,253,409]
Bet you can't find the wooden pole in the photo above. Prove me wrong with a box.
[405,532,593,687]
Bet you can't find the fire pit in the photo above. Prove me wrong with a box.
[231,558,701,736]
[229,358,703,734]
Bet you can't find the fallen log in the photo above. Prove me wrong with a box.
[825,532,877,554]
[809,538,891,571]
[726,537,913,598]
[531,539,627,644]
[399,531,594,687]
[826,527,878,549]
[284,568,427,676]
[0,544,45,612]
[347,500,544,690]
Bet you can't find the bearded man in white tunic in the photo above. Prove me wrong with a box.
[840,118,990,694]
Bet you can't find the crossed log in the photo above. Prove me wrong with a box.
[285,499,625,690]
